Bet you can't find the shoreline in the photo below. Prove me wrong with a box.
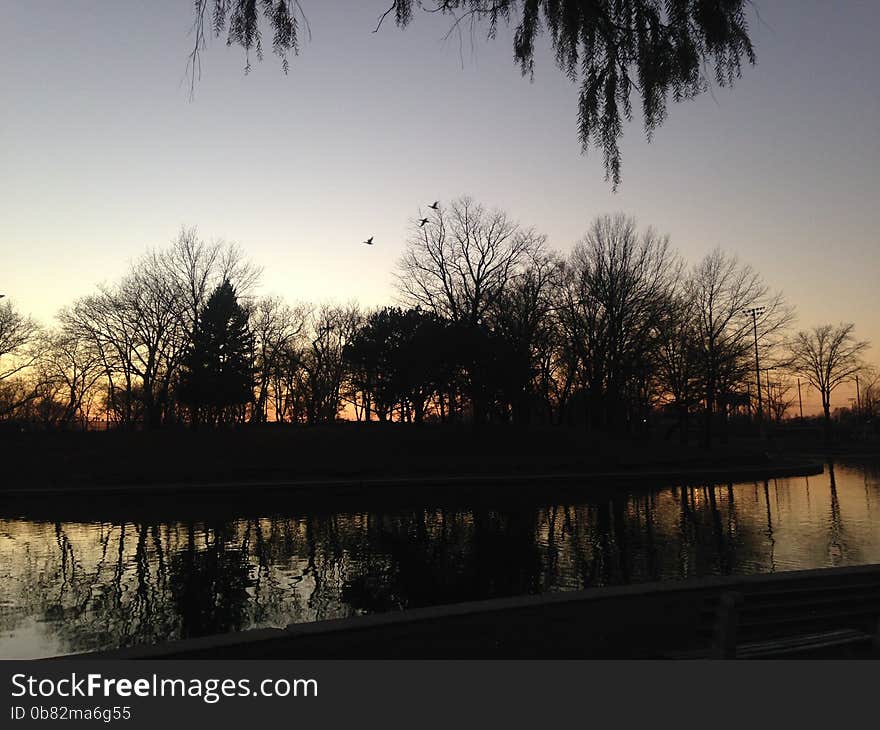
[0,459,823,498]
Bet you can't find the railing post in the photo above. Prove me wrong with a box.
[713,591,744,659]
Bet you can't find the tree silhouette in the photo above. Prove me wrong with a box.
[396,196,545,328]
[654,292,702,443]
[250,296,307,423]
[345,307,446,423]
[0,298,41,382]
[557,214,678,432]
[0,298,45,418]
[7,206,877,440]
[299,304,362,425]
[179,280,255,427]
[687,249,792,446]
[790,323,869,440]
[190,1,756,187]
[345,308,401,422]
[56,228,259,429]
[490,252,561,424]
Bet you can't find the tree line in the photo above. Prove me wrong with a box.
[0,198,874,444]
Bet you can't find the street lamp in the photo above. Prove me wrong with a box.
[744,306,765,425]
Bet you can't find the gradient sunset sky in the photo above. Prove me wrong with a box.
[1,1,877,411]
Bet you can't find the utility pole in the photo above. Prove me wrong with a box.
[765,374,775,422]
[797,377,804,419]
[744,306,765,427]
[855,374,861,417]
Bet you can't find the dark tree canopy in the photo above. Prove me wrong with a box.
[344,306,447,423]
[179,279,255,425]
[192,0,756,187]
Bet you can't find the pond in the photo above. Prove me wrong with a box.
[1,459,878,658]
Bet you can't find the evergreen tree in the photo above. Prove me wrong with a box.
[179,279,254,426]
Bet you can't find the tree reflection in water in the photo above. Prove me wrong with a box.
[1,459,879,658]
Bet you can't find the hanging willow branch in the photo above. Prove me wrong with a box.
[191,1,756,189]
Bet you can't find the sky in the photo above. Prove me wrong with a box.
[1,0,878,413]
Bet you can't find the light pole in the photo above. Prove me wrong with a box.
[744,306,765,426]
[762,366,777,421]
[855,374,861,417]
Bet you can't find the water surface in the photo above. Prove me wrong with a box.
[1,459,878,658]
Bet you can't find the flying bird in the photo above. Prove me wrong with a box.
[418,218,429,227]
[428,201,440,210]
[363,237,374,245]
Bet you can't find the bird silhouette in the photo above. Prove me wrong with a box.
[363,237,374,245]
[418,218,429,227]
[428,201,440,210]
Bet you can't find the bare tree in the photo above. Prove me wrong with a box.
[790,323,870,437]
[0,298,41,382]
[557,214,679,431]
[654,292,702,442]
[688,249,793,446]
[249,296,308,423]
[396,196,546,424]
[59,229,261,428]
[38,329,106,428]
[764,375,797,423]
[489,250,562,423]
[61,255,189,429]
[859,366,880,420]
[162,226,262,341]
[536,318,579,426]
[396,196,546,328]
[59,290,138,426]
[0,299,52,420]
[299,303,362,425]
[121,255,189,427]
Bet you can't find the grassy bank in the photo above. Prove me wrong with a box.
[0,422,827,491]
